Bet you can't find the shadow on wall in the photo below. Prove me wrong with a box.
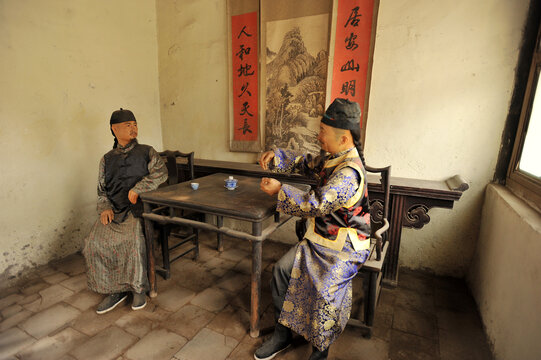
[0,106,104,289]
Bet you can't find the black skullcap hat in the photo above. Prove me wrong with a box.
[110,108,136,125]
[321,98,361,130]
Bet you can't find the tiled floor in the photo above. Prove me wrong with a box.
[0,232,493,360]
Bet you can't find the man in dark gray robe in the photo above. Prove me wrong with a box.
[83,108,167,314]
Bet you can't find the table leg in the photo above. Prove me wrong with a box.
[383,194,404,287]
[250,222,263,338]
[143,203,158,298]
[217,216,224,252]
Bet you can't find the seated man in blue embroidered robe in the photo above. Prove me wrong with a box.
[83,109,167,314]
[255,98,371,360]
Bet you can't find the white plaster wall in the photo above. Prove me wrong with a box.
[366,0,530,276]
[156,0,529,276]
[468,185,541,360]
[0,0,162,283]
[156,0,255,163]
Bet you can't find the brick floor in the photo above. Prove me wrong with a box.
[125,328,186,360]
[0,232,493,359]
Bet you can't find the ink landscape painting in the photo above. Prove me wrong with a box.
[265,14,329,153]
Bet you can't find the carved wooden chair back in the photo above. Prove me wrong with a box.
[159,150,195,185]
[365,165,391,261]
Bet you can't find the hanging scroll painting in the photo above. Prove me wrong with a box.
[228,0,377,153]
[261,0,333,153]
[228,0,260,152]
[327,0,379,146]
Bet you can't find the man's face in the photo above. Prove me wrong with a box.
[112,121,138,144]
[317,122,341,154]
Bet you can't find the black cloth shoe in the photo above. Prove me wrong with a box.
[131,291,147,310]
[96,293,127,314]
[308,346,329,360]
[254,323,292,360]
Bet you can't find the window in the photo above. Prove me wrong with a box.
[507,21,541,211]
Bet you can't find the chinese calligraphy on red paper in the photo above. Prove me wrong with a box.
[330,0,375,129]
[231,13,259,141]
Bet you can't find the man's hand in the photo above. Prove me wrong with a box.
[259,151,275,170]
[100,209,114,225]
[128,190,139,204]
[260,177,281,196]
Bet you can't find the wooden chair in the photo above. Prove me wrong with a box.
[156,150,201,279]
[160,150,195,185]
[349,165,391,338]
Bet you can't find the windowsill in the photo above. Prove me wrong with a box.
[489,184,541,232]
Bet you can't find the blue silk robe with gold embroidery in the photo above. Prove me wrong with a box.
[270,146,370,351]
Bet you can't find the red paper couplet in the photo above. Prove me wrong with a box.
[330,0,374,129]
[231,11,259,141]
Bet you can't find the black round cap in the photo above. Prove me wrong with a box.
[321,98,361,130]
[110,108,136,125]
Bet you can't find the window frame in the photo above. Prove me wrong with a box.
[507,23,541,211]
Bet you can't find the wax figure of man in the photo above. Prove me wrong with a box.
[255,98,371,360]
[83,109,167,314]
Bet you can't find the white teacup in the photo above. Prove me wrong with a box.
[225,177,238,189]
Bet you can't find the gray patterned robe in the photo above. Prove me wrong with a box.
[83,140,167,294]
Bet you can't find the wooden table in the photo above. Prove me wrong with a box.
[172,158,468,286]
[140,173,292,338]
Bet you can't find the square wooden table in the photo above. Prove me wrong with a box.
[140,173,292,337]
